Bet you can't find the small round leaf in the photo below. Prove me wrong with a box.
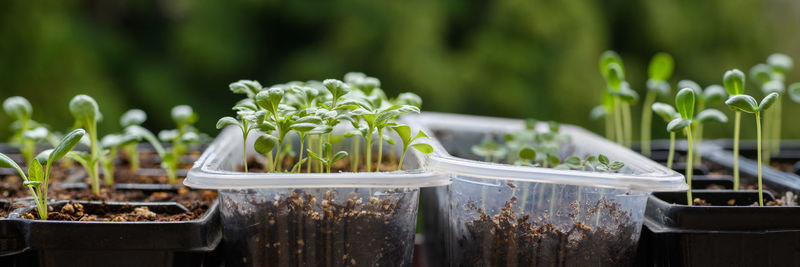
[759,93,780,111]
[725,94,758,113]
[723,69,745,95]
[675,88,695,119]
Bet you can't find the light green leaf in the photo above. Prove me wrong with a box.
[648,52,674,81]
[69,95,99,122]
[0,153,25,179]
[675,88,695,119]
[392,125,411,143]
[331,151,349,163]
[767,53,793,72]
[605,63,624,90]
[646,79,671,96]
[411,143,434,154]
[788,83,800,103]
[725,94,758,113]
[3,96,32,120]
[518,147,536,160]
[28,158,43,181]
[667,118,691,132]
[306,149,325,163]
[677,80,701,95]
[120,109,147,127]
[652,102,679,122]
[254,135,278,155]
[49,129,86,164]
[216,117,240,130]
[589,105,606,120]
[762,80,785,95]
[702,85,727,105]
[749,64,772,85]
[599,50,625,79]
[609,161,625,170]
[694,109,728,124]
[723,69,745,95]
[759,93,780,111]
[171,105,197,125]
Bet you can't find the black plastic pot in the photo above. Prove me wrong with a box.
[637,190,800,266]
[715,139,800,176]
[7,200,221,267]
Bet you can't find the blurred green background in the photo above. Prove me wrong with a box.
[2,0,800,141]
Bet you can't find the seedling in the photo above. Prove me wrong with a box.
[750,54,793,164]
[3,96,36,164]
[119,109,147,172]
[472,139,507,163]
[391,125,433,170]
[69,94,102,195]
[306,143,348,173]
[216,99,267,172]
[678,80,727,162]
[723,69,746,190]
[640,52,674,157]
[99,133,139,185]
[651,102,680,168]
[0,129,84,220]
[599,51,635,148]
[667,88,696,205]
[725,92,780,206]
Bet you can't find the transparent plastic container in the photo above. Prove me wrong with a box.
[184,122,448,267]
[411,112,686,266]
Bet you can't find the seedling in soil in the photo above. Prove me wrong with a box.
[641,52,674,157]
[99,133,139,185]
[723,69,746,190]
[678,80,728,163]
[119,109,147,172]
[750,54,793,164]
[3,96,37,164]
[472,139,507,163]
[216,99,266,173]
[391,125,433,170]
[599,51,636,148]
[725,92,780,206]
[0,129,84,220]
[651,102,680,168]
[667,88,696,205]
[68,94,103,195]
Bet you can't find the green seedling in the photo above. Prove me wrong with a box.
[723,69,746,190]
[69,94,102,195]
[789,83,800,104]
[307,143,348,173]
[678,80,727,163]
[158,129,198,184]
[599,51,635,148]
[170,105,199,161]
[472,139,507,163]
[392,125,433,170]
[594,154,625,172]
[751,54,793,164]
[725,92,780,206]
[120,109,147,172]
[99,133,139,185]
[216,100,268,172]
[3,96,36,164]
[668,88,696,205]
[641,52,674,157]
[652,102,680,168]
[0,129,84,220]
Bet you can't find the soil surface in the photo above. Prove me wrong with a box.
[23,200,205,221]
[242,154,400,173]
[456,196,638,266]
[225,189,416,266]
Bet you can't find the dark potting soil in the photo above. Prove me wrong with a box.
[0,163,85,200]
[48,186,217,218]
[456,196,638,266]
[109,168,182,184]
[118,150,202,170]
[22,201,204,221]
[229,190,415,266]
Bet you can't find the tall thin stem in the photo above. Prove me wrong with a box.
[376,128,384,172]
[622,102,633,148]
[365,135,373,172]
[297,134,306,173]
[352,137,360,172]
[685,126,694,206]
[756,112,764,206]
[667,132,676,169]
[614,99,624,145]
[733,112,741,190]
[242,128,249,173]
[640,91,656,156]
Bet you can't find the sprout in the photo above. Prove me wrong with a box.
[1,129,84,220]
[391,125,433,170]
[472,139,507,163]
[98,133,139,185]
[3,96,37,164]
[667,88,697,205]
[120,109,147,172]
[598,51,633,148]
[69,94,103,195]
[640,52,674,157]
[723,69,746,190]
[750,54,794,166]
[725,93,779,206]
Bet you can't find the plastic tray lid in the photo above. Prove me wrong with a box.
[184,119,450,189]
[412,112,688,192]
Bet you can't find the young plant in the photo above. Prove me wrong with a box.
[667,88,696,205]
[790,83,800,106]
[306,143,348,173]
[119,109,147,172]
[99,133,139,185]
[3,96,36,164]
[651,102,680,168]
[471,139,507,163]
[599,51,634,147]
[678,80,727,162]
[158,129,199,184]
[392,125,433,170]
[640,52,674,156]
[0,129,84,220]
[216,100,266,173]
[725,92,780,206]
[723,69,746,190]
[69,94,102,195]
[751,54,793,162]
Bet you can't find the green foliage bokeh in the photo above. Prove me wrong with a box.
[2,0,800,141]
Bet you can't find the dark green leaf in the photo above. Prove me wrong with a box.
[546,154,561,166]
[254,135,278,155]
[598,154,609,165]
[518,147,536,161]
[609,161,625,170]
[725,94,758,113]
[675,88,695,119]
[48,129,85,164]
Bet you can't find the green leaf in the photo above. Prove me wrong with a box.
[759,93,780,111]
[216,117,240,130]
[646,79,671,96]
[69,94,99,122]
[125,125,165,156]
[28,158,43,181]
[411,143,433,154]
[48,129,86,164]
[585,155,599,166]
[675,88,695,119]
[702,85,727,105]
[518,147,537,160]
[614,83,639,103]
[171,105,197,125]
[598,154,609,165]
[23,180,42,187]
[651,102,679,122]
[599,50,625,79]
[306,149,325,163]
[750,64,772,85]
[308,125,333,135]
[394,92,422,108]
[331,151,349,163]
[767,53,793,72]
[290,122,318,133]
[254,135,278,155]
[392,125,411,143]
[229,80,262,98]
[412,130,429,141]
[564,156,582,168]
[120,109,147,127]
[323,79,351,101]
[589,105,606,120]
[3,96,32,121]
[723,69,745,95]
[546,154,561,166]
[725,94,758,113]
[677,80,701,95]
[256,121,276,132]
[609,161,625,170]
[648,52,674,81]
[0,153,24,178]
[255,87,284,112]
[694,109,728,124]
[667,118,691,132]
[605,63,624,90]
[788,83,800,103]
[23,127,49,141]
